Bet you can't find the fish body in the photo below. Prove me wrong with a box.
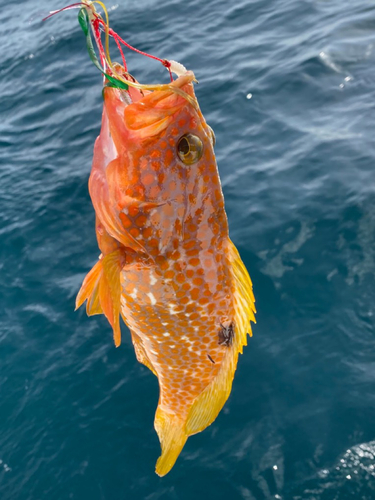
[77,70,255,475]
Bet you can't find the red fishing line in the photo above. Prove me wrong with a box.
[113,34,128,72]
[42,3,86,21]
[92,17,107,69]
[97,18,174,81]
[43,3,173,81]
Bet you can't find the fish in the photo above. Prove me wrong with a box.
[48,0,256,476]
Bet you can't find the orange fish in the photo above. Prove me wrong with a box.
[63,1,256,477]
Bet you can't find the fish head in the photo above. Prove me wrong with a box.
[91,68,220,254]
[102,70,216,170]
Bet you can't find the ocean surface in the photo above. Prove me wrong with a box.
[1,0,375,498]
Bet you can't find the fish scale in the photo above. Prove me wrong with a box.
[120,252,233,413]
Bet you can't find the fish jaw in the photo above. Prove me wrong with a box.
[88,107,147,254]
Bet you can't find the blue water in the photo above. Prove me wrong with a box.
[1,0,375,498]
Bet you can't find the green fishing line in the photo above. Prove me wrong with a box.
[78,8,128,90]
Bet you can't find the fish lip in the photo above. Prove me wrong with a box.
[103,71,197,138]
[112,71,197,108]
[167,71,196,88]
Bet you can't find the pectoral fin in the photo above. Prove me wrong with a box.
[76,249,125,347]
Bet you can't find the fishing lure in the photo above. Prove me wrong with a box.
[45,1,256,476]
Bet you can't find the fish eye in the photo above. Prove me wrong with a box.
[177,134,203,165]
[208,125,216,147]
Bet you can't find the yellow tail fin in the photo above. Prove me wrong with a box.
[154,408,188,477]
[76,249,124,347]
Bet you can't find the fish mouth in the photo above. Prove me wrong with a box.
[107,65,197,109]
[103,69,198,139]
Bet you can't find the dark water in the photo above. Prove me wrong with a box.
[1,0,375,498]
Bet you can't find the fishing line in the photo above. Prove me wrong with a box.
[43,1,197,107]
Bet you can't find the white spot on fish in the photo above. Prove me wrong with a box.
[168,303,178,315]
[149,273,157,286]
[147,292,157,305]
[130,288,138,300]
[162,322,169,326]
[150,349,158,355]
[163,333,170,337]
[170,345,176,349]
